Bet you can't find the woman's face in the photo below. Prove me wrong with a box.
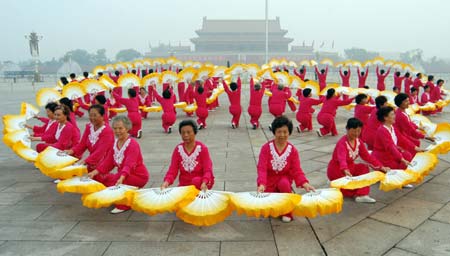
[400,98,409,109]
[180,125,196,144]
[384,111,395,125]
[89,108,104,127]
[140,89,146,96]
[46,109,54,119]
[347,127,361,140]
[54,109,67,123]
[113,121,129,140]
[274,126,289,143]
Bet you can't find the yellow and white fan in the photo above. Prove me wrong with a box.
[62,82,85,100]
[99,76,118,89]
[288,61,298,68]
[82,185,137,209]
[173,102,187,109]
[3,114,27,134]
[273,72,292,86]
[320,83,340,95]
[81,79,107,94]
[104,64,114,72]
[183,60,193,68]
[372,57,385,66]
[405,152,438,181]
[193,67,213,80]
[320,58,334,66]
[3,129,30,148]
[407,104,420,115]
[35,146,78,175]
[290,76,302,89]
[46,164,88,180]
[12,141,38,162]
[419,102,437,112]
[161,71,178,84]
[343,60,354,67]
[299,60,311,67]
[380,90,397,105]
[335,62,344,68]
[202,62,214,68]
[133,60,144,69]
[141,73,161,87]
[257,68,276,81]
[335,86,356,97]
[212,66,227,78]
[177,68,197,82]
[426,124,450,155]
[230,192,301,218]
[56,176,106,194]
[269,59,280,68]
[420,119,438,136]
[36,88,61,106]
[92,65,105,75]
[176,190,232,226]
[352,61,362,68]
[192,62,202,69]
[20,102,40,120]
[310,60,318,66]
[142,106,162,113]
[384,60,395,67]
[130,186,199,216]
[226,64,246,76]
[379,169,418,192]
[300,80,321,96]
[293,188,343,218]
[264,90,273,97]
[392,63,403,70]
[118,73,140,89]
[279,58,289,67]
[109,107,127,113]
[114,62,127,71]
[410,114,432,130]
[183,104,197,114]
[206,86,224,104]
[246,64,260,77]
[362,60,372,68]
[165,57,178,65]
[330,171,385,190]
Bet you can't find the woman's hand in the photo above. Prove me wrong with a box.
[64,149,74,155]
[161,181,169,190]
[380,166,391,173]
[303,183,316,192]
[343,169,352,177]
[401,158,410,167]
[87,170,99,179]
[257,185,265,193]
[200,182,208,192]
[29,136,40,142]
[24,124,33,129]
[115,175,125,186]
[415,147,426,152]
[425,136,435,142]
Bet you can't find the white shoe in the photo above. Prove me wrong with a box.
[110,208,126,214]
[403,184,414,189]
[316,129,323,137]
[53,179,61,184]
[297,126,301,133]
[281,216,292,223]
[137,130,142,138]
[355,196,376,204]
[231,123,236,129]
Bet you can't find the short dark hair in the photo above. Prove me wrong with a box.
[394,93,409,107]
[271,116,293,135]
[114,70,120,76]
[375,95,388,109]
[377,106,394,122]
[59,97,74,112]
[405,72,410,77]
[355,94,368,104]
[197,86,204,94]
[45,102,58,112]
[69,73,76,79]
[128,88,137,97]
[230,82,238,91]
[393,86,400,92]
[179,119,198,134]
[326,88,335,99]
[346,117,363,129]
[410,87,417,93]
[428,75,434,81]
[83,72,89,78]
[95,94,107,105]
[424,85,430,90]
[302,88,312,97]
[395,71,401,77]
[89,104,105,116]
[162,89,171,99]
[437,79,444,85]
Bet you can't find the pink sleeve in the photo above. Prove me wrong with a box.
[164,147,180,185]
[200,145,214,184]
[256,144,269,186]
[359,140,382,167]
[380,129,403,160]
[52,125,73,150]
[85,129,114,165]
[237,77,241,92]
[118,141,140,178]
[336,140,349,171]
[291,147,309,187]
[96,149,115,174]
[337,97,355,106]
[223,80,231,94]
[72,124,89,158]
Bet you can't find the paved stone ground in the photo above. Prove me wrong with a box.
[0,82,449,256]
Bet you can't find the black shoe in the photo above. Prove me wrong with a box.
[168,127,172,134]
[268,125,272,132]
[296,126,301,133]
[199,124,203,130]
[253,124,257,130]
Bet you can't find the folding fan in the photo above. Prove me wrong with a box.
[36,88,62,106]
[320,83,340,95]
[273,72,292,86]
[206,87,224,104]
[362,60,372,68]
[226,64,246,76]
[257,68,276,81]
[299,60,311,67]
[177,68,197,82]
[408,103,421,114]
[264,90,273,97]
[161,71,178,84]
[183,61,194,68]
[12,140,38,162]
[143,59,153,67]
[330,171,385,190]
[384,60,395,67]
[99,75,118,89]
[342,103,357,111]
[300,80,320,96]
[81,185,137,209]
[174,102,187,109]
[92,66,104,75]
[114,62,126,71]
[310,60,318,66]
[288,61,297,68]
[193,67,214,80]
[293,188,343,218]
[35,146,78,175]
[435,100,449,109]
[118,73,140,89]
[230,191,301,218]
[104,64,114,72]
[352,61,362,68]
[109,107,127,113]
[288,97,300,104]
[141,73,161,87]
[183,104,197,113]
[380,90,397,105]
[133,60,144,69]
[392,63,403,70]
[405,152,438,181]
[379,169,418,192]
[81,79,107,94]
[419,102,437,112]
[245,64,260,78]
[343,60,353,67]
[20,102,40,120]
[172,60,184,68]
[3,128,30,148]
[3,114,27,134]
[290,76,302,89]
[335,62,344,68]
[56,176,106,194]
[62,82,85,100]
[45,164,88,180]
[202,62,214,68]
[372,57,385,66]
[212,66,227,78]
[426,124,450,155]
[142,106,162,113]
[130,186,199,216]
[165,57,178,65]
[192,62,202,69]
[279,58,288,67]
[269,59,280,68]
[176,190,232,226]
[410,114,432,129]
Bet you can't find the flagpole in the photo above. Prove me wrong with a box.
[265,0,269,64]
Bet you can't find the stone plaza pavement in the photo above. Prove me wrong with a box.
[0,82,449,256]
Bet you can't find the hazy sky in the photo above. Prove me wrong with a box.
[1,0,450,62]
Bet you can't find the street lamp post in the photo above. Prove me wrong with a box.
[265,0,269,64]
[25,32,43,83]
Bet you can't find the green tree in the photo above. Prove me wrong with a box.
[60,49,94,66]
[344,48,379,62]
[92,49,109,65]
[115,49,142,62]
